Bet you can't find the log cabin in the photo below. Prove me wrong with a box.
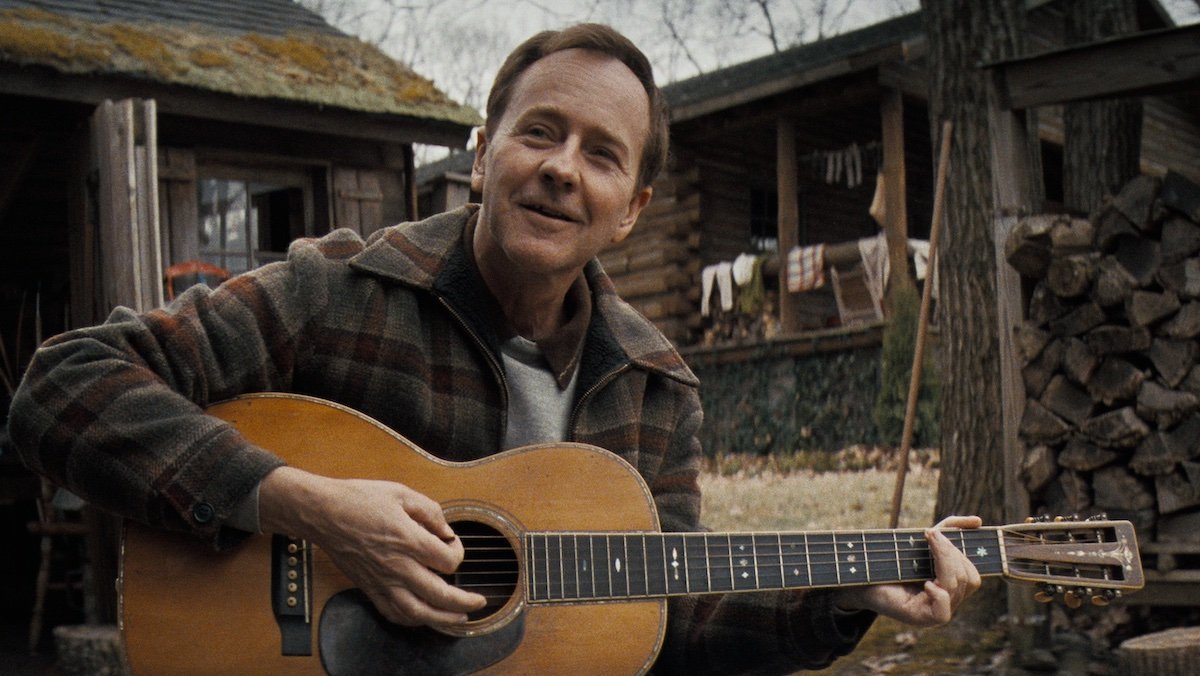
[0,0,478,653]
[419,3,1199,456]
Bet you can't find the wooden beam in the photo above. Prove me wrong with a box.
[987,70,1046,659]
[777,117,802,334]
[880,88,912,295]
[990,24,1200,110]
[674,76,883,143]
[680,322,885,368]
[877,61,928,100]
[403,144,418,222]
[0,65,475,149]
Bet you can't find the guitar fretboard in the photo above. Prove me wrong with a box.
[525,529,1004,602]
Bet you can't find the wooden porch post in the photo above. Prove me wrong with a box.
[987,72,1045,657]
[777,117,801,334]
[880,88,912,296]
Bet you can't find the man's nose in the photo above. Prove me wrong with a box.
[540,141,581,189]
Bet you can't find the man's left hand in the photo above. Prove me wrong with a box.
[832,515,983,626]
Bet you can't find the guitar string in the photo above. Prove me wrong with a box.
[450,563,1126,600]
[455,535,1052,562]
[455,532,1105,565]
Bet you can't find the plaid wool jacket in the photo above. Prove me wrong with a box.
[10,205,871,673]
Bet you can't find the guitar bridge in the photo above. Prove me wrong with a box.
[272,534,313,655]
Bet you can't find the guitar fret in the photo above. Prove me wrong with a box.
[661,533,688,595]
[660,536,669,594]
[780,533,808,587]
[628,533,647,597]
[703,533,712,592]
[620,534,630,597]
[572,535,580,600]
[563,535,577,599]
[559,535,568,600]
[893,531,901,582]
[865,531,899,583]
[752,534,781,590]
[841,532,868,585]
[641,535,650,596]
[643,535,664,596]
[808,533,835,586]
[582,535,594,599]
[832,533,842,585]
[527,534,536,600]
[686,537,696,595]
[728,534,756,590]
[804,532,813,586]
[863,533,871,583]
[777,534,786,587]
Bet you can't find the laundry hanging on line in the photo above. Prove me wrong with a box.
[786,244,826,293]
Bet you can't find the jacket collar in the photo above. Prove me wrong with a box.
[348,205,699,389]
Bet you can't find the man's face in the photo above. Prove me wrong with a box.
[471,48,653,282]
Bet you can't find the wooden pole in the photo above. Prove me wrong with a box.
[889,120,953,529]
[776,118,801,334]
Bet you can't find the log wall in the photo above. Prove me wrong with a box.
[598,166,702,344]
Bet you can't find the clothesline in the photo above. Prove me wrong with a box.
[799,140,883,189]
[701,234,934,317]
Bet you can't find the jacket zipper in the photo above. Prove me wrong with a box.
[567,363,630,438]
[437,296,510,444]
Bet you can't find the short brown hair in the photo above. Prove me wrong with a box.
[485,23,669,192]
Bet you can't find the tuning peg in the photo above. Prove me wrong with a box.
[1091,589,1110,607]
[1063,589,1083,609]
[1054,515,1066,522]
[1034,585,1055,603]
[1086,513,1109,521]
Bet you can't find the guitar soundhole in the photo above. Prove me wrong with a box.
[445,520,519,622]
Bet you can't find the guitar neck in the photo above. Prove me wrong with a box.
[525,528,1004,603]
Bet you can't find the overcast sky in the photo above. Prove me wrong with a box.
[307,0,1200,157]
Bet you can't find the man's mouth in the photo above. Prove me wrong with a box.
[522,202,578,223]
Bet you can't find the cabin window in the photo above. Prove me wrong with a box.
[197,177,308,274]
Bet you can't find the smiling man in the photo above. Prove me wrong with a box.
[10,23,978,674]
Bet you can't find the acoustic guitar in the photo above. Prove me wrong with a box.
[119,393,1144,674]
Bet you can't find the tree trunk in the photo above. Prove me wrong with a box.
[1062,0,1142,215]
[922,0,1028,527]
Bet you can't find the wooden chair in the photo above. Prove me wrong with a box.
[26,479,92,653]
[830,265,883,327]
[164,260,230,301]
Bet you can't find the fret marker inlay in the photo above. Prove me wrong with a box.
[975,547,988,558]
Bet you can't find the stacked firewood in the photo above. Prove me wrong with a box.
[1007,172,1200,541]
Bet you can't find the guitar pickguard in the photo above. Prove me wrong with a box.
[319,589,525,675]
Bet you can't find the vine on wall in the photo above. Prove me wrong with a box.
[694,346,886,455]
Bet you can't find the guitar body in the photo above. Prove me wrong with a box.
[120,393,667,674]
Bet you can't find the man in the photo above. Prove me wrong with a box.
[10,23,980,673]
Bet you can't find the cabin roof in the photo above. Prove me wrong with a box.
[0,0,481,128]
[663,13,924,122]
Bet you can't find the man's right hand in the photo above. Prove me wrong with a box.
[258,466,487,626]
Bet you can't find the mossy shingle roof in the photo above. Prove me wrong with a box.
[0,0,481,128]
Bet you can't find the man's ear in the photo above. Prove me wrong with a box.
[470,127,489,194]
[612,186,653,244]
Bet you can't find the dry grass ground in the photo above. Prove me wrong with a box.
[699,454,1013,674]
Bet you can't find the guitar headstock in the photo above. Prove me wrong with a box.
[1000,516,1144,607]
